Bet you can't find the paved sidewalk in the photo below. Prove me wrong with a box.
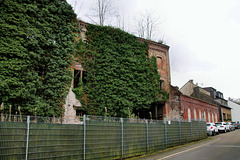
[127,136,219,160]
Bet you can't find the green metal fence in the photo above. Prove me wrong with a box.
[0,115,207,160]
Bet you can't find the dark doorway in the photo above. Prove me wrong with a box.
[133,102,165,120]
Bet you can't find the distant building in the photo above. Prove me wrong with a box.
[169,86,220,122]
[180,80,231,122]
[228,99,240,122]
[203,87,231,122]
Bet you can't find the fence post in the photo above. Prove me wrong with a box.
[25,116,30,160]
[178,121,181,145]
[120,118,124,158]
[146,120,148,153]
[198,120,200,139]
[83,115,86,160]
[190,120,192,142]
[164,120,167,148]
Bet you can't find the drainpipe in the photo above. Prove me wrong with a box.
[219,105,223,122]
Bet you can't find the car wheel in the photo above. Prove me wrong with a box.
[212,131,215,136]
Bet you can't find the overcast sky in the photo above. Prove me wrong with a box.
[67,0,240,99]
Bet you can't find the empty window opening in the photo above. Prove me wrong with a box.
[199,109,201,119]
[159,80,164,90]
[74,70,80,88]
[157,56,163,69]
[74,69,87,88]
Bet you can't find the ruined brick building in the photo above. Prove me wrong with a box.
[63,21,172,121]
[63,21,221,122]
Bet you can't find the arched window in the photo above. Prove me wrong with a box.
[199,109,201,120]
[188,108,191,122]
[157,56,163,69]
[203,112,206,121]
[215,113,218,122]
[194,109,197,120]
[208,112,211,123]
[159,80,164,90]
[212,113,214,123]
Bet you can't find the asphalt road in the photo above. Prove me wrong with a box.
[131,129,240,160]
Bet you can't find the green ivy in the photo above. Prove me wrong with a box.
[0,0,76,116]
[75,24,168,117]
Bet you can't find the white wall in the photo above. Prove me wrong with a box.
[228,100,240,122]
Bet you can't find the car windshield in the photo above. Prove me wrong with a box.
[207,124,211,126]
[215,123,222,126]
[232,122,236,124]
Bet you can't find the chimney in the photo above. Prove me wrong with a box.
[189,79,193,83]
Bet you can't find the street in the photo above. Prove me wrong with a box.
[131,129,240,160]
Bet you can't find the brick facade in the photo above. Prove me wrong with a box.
[181,95,220,122]
[169,86,220,122]
[136,38,171,120]
[180,80,231,122]
[136,38,171,93]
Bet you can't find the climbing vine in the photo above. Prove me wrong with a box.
[74,24,168,117]
[0,0,76,116]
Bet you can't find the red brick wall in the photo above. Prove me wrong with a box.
[180,95,220,122]
[136,38,171,93]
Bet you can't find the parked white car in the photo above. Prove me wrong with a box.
[231,121,240,129]
[206,123,219,136]
[215,122,230,133]
[226,122,235,131]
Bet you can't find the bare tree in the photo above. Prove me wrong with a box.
[136,20,145,38]
[72,0,84,19]
[115,12,126,31]
[86,0,118,26]
[135,10,162,40]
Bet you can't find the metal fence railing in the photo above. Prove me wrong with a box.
[0,114,207,160]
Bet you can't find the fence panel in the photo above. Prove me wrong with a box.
[180,122,191,144]
[198,121,207,139]
[0,121,27,160]
[123,121,146,158]
[27,123,83,160]
[85,116,122,160]
[166,121,179,147]
[148,121,165,153]
[191,121,207,141]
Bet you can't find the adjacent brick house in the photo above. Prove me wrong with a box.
[179,80,230,122]
[168,85,220,122]
[181,94,219,122]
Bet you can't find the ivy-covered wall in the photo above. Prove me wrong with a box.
[0,0,168,118]
[0,0,76,117]
[73,23,168,117]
